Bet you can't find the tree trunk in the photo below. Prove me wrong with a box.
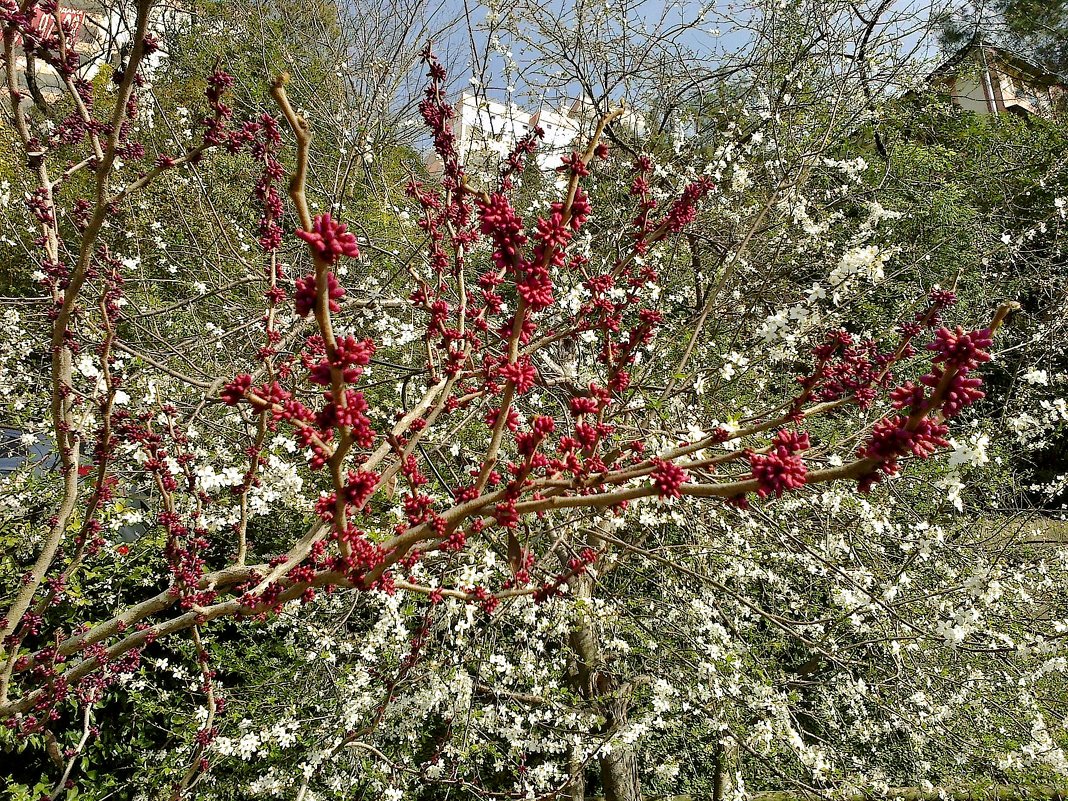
[567,561,643,801]
[600,744,641,801]
[565,744,586,801]
[713,739,739,801]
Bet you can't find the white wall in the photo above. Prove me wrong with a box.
[949,75,993,114]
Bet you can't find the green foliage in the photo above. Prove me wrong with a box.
[939,1,1068,76]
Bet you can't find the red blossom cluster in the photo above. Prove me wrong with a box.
[662,177,715,233]
[652,458,689,499]
[532,547,599,604]
[856,322,993,492]
[811,335,890,409]
[243,115,285,253]
[749,429,811,498]
[294,270,346,317]
[295,213,362,263]
[203,70,236,145]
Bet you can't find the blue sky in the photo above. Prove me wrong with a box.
[421,0,953,111]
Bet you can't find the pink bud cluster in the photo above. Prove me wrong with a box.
[661,177,715,233]
[857,416,950,492]
[629,156,658,253]
[500,128,544,187]
[246,115,285,252]
[857,324,993,492]
[532,547,599,604]
[294,270,346,317]
[652,458,689,499]
[203,70,236,145]
[295,213,361,263]
[418,45,466,199]
[807,332,891,409]
[748,429,811,498]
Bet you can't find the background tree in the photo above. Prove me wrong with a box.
[938,0,1068,75]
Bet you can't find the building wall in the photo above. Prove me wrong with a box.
[455,92,532,169]
[454,91,586,175]
[949,75,995,114]
[995,67,1056,116]
[936,48,1064,119]
[8,2,185,108]
[448,91,646,177]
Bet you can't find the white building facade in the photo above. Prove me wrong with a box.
[8,1,185,108]
[439,90,645,177]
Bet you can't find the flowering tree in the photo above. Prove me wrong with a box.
[2,0,1068,799]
